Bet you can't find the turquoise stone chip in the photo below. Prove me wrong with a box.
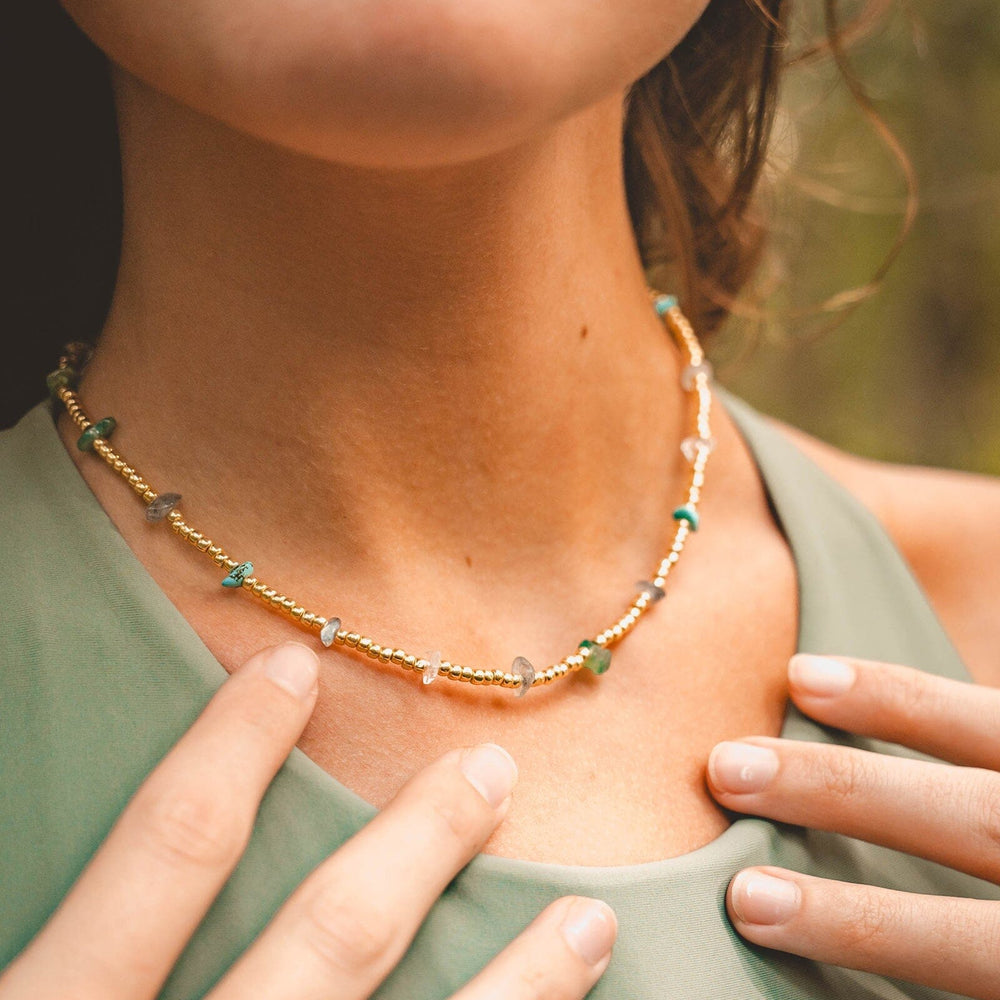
[76,417,117,451]
[222,561,253,588]
[653,294,678,316]
[672,504,700,531]
[579,639,612,675]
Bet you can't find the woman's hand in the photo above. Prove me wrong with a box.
[0,641,617,1000]
[707,654,1000,1000]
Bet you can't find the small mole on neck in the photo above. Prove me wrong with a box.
[580,325,588,340]
[465,555,472,568]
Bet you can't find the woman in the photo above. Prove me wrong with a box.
[2,0,999,997]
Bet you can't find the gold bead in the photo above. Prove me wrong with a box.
[461,666,474,681]
[366,643,381,658]
[379,647,393,662]
[346,633,361,647]
[403,654,417,669]
[358,637,373,652]
[391,650,406,665]
[484,670,495,684]
[302,612,316,626]
[473,670,485,684]
[291,606,305,620]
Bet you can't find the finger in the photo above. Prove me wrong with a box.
[2,642,319,1000]
[787,654,1000,770]
[707,736,1000,883]
[726,867,1000,1000]
[449,895,617,1000]
[208,742,519,1000]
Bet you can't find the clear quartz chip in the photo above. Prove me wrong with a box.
[145,492,182,522]
[320,616,341,648]
[422,650,442,686]
[635,579,666,603]
[680,435,716,464]
[513,655,535,697]
[680,360,714,391]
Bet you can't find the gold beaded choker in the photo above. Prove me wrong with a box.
[48,293,714,696]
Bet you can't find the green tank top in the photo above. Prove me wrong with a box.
[1,394,995,999]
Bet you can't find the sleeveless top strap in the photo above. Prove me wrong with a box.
[719,388,970,695]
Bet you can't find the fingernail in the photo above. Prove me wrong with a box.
[709,742,778,793]
[560,898,618,966]
[264,642,320,700]
[460,743,518,810]
[789,654,856,697]
[731,870,801,925]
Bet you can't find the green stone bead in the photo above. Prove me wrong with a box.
[672,504,700,531]
[579,639,612,675]
[76,417,117,451]
[46,368,77,398]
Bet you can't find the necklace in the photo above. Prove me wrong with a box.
[47,292,714,696]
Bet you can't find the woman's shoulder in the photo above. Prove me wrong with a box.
[768,416,1000,687]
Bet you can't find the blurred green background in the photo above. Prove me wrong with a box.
[716,0,1000,475]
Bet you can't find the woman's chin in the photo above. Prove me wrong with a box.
[65,0,704,170]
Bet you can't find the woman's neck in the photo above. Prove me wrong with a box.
[76,72,691,638]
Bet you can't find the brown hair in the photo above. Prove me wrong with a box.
[625,0,787,336]
[625,0,914,337]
